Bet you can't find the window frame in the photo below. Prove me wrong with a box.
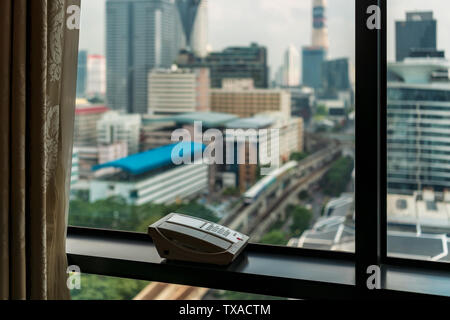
[66,0,450,299]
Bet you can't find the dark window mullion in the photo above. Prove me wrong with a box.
[355,0,386,293]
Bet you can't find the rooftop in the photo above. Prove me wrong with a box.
[225,117,274,129]
[143,112,238,128]
[388,58,450,84]
[75,104,109,115]
[387,192,450,230]
[92,142,205,175]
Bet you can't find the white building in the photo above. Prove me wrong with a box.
[148,67,210,115]
[256,112,304,162]
[76,142,128,179]
[71,148,79,186]
[89,142,208,205]
[86,54,106,98]
[282,45,301,87]
[97,111,141,155]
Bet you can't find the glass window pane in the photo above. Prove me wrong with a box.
[70,0,355,253]
[387,0,450,263]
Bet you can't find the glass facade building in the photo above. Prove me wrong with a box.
[106,0,181,114]
[321,58,351,93]
[388,59,450,194]
[302,47,326,89]
[178,43,269,89]
[76,50,88,98]
[396,11,437,62]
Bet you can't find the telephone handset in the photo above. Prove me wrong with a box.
[148,213,249,265]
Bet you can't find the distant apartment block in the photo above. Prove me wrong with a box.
[97,112,142,155]
[178,43,269,89]
[73,100,109,146]
[86,54,106,98]
[71,148,79,186]
[267,113,304,162]
[148,67,210,115]
[288,87,315,122]
[77,142,128,179]
[223,113,303,192]
[211,88,291,118]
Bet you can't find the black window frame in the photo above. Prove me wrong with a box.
[67,0,450,299]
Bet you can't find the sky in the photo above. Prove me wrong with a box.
[79,0,450,77]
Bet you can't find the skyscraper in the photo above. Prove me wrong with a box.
[282,45,301,87]
[76,50,88,97]
[321,58,351,94]
[302,48,326,89]
[388,57,450,193]
[106,0,181,114]
[396,11,437,62]
[302,0,328,89]
[311,0,329,50]
[176,0,208,58]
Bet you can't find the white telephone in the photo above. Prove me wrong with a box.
[148,213,249,265]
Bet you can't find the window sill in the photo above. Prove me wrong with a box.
[66,227,449,299]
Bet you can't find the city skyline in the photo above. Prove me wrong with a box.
[80,0,450,73]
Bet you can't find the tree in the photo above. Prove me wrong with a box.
[259,230,288,246]
[222,187,240,197]
[70,274,148,300]
[290,152,308,161]
[69,197,219,233]
[316,104,328,117]
[287,205,313,237]
[321,156,354,196]
[298,190,309,201]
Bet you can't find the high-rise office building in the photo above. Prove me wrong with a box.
[387,57,450,193]
[178,43,269,88]
[76,50,88,97]
[396,11,437,62]
[321,58,351,94]
[176,0,208,58]
[302,0,328,89]
[106,0,181,114]
[302,48,326,89]
[282,45,301,87]
[148,67,210,115]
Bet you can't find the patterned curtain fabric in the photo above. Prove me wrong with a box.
[0,0,80,299]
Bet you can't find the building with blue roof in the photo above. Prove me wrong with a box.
[89,142,208,205]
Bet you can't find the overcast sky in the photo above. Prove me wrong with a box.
[79,0,450,76]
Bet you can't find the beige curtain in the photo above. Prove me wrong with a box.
[0,0,80,299]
